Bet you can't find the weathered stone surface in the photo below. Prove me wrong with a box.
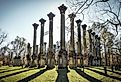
[30,23,38,67]
[38,18,46,68]
[68,13,76,68]
[47,12,55,69]
[58,4,68,68]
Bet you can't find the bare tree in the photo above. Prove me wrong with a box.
[66,0,121,34]
[0,29,7,46]
[10,36,26,57]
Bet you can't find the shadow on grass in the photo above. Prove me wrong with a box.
[86,68,121,81]
[56,68,69,82]
[0,68,23,73]
[91,67,121,75]
[0,69,32,79]
[18,68,48,82]
[74,68,102,82]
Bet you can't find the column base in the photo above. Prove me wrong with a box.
[46,65,55,69]
[58,49,67,69]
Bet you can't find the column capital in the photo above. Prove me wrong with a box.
[95,35,98,39]
[76,19,82,24]
[47,12,55,20]
[32,23,39,30]
[44,42,47,45]
[53,44,56,48]
[91,32,95,36]
[68,13,76,19]
[87,29,92,33]
[97,37,100,40]
[39,18,46,24]
[58,4,67,14]
[82,24,87,30]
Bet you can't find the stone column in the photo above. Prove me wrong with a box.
[68,13,76,68]
[97,37,101,66]
[47,12,55,69]
[38,18,46,68]
[76,19,82,67]
[82,24,87,66]
[36,45,38,57]
[36,45,38,55]
[44,42,47,65]
[31,23,39,67]
[87,29,93,66]
[58,4,67,68]
[53,44,56,53]
[95,35,98,66]
[91,32,95,65]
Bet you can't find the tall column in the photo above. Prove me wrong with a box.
[91,32,95,65]
[82,24,87,66]
[38,18,46,68]
[47,12,55,68]
[68,13,76,68]
[31,23,39,67]
[76,19,82,67]
[58,4,67,68]
[87,29,93,66]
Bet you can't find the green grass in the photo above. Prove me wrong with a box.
[30,67,57,82]
[0,66,121,82]
[67,68,89,82]
[0,68,28,77]
[1,68,40,82]
[85,67,121,82]
[0,66,22,72]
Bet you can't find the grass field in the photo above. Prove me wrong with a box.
[0,66,121,82]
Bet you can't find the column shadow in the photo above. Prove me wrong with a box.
[18,68,48,82]
[91,67,121,75]
[86,68,121,81]
[0,68,23,73]
[74,68,102,82]
[0,69,32,79]
[56,68,69,82]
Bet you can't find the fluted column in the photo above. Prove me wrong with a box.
[68,13,76,68]
[31,23,38,67]
[47,12,55,68]
[58,4,67,68]
[76,19,82,67]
